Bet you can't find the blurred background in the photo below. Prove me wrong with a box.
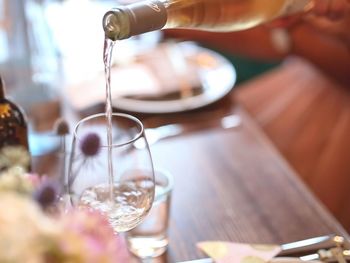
[0,0,165,154]
[0,0,271,153]
[1,0,350,234]
[0,0,277,132]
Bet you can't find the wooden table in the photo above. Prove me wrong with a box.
[136,104,349,263]
[63,58,349,263]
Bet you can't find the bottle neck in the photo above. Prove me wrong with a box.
[0,76,5,99]
[103,0,168,40]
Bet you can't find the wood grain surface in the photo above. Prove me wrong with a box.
[62,57,349,262]
[235,57,350,232]
[133,106,348,262]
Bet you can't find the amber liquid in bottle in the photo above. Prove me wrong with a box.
[164,0,309,31]
[103,0,311,40]
[0,76,29,151]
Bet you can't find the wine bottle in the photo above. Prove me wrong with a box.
[103,0,312,40]
[0,76,29,151]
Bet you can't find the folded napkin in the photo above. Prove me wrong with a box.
[197,242,323,263]
[198,242,281,263]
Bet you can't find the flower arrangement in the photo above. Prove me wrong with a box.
[0,145,126,263]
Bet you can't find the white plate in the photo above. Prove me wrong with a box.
[112,42,236,114]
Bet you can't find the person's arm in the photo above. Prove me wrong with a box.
[312,0,350,20]
[164,27,285,61]
[164,0,350,85]
[164,18,350,85]
[289,16,350,85]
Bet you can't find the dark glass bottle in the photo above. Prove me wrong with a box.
[0,76,29,150]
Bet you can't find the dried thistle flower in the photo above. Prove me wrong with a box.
[33,180,58,209]
[53,118,70,136]
[53,118,70,192]
[80,133,101,157]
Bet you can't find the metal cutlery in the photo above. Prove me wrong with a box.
[140,114,241,148]
[299,236,350,263]
[279,235,348,256]
[300,248,350,262]
[177,235,350,263]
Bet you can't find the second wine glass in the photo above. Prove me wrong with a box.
[68,113,155,233]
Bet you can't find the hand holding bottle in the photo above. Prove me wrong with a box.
[162,0,350,85]
[267,0,350,28]
[296,0,350,49]
[312,0,350,20]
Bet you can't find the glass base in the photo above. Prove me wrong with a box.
[127,235,168,258]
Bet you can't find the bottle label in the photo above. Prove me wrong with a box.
[128,0,167,37]
[146,1,162,12]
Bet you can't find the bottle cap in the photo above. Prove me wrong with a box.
[103,0,167,40]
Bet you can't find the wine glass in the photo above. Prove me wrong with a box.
[68,112,155,233]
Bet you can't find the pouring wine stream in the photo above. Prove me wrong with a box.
[103,38,116,202]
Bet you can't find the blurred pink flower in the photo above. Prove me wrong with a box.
[58,209,130,263]
[0,192,60,263]
[24,173,44,188]
[0,193,130,262]
[0,149,132,262]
